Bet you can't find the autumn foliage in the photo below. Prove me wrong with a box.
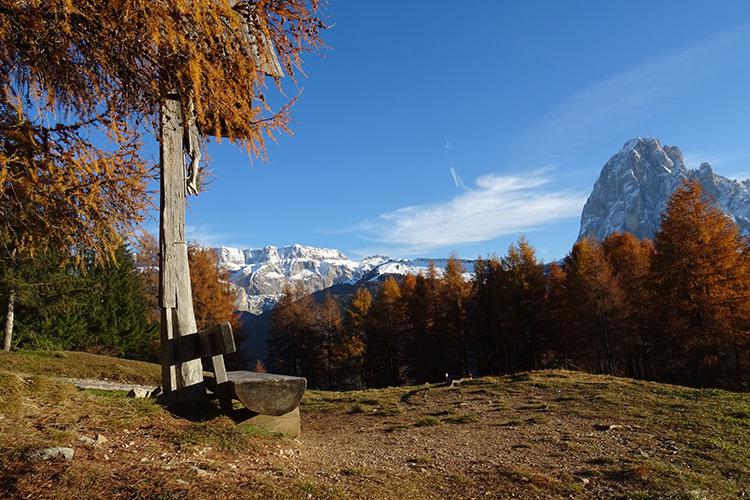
[188,245,239,332]
[270,182,750,391]
[0,1,323,353]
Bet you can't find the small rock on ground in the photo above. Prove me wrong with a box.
[28,447,74,461]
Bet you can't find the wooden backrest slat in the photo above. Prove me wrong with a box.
[211,354,228,385]
[170,322,236,364]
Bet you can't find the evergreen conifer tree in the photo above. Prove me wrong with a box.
[651,181,750,387]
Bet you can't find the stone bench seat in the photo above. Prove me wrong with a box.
[170,322,306,437]
[204,370,306,416]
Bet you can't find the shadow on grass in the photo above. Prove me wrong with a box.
[158,393,259,425]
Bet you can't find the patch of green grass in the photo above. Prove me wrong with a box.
[347,404,366,414]
[427,409,455,417]
[587,456,617,466]
[383,423,411,433]
[413,416,440,427]
[82,388,130,398]
[497,419,523,427]
[173,418,277,451]
[442,414,478,425]
[524,414,548,425]
[340,466,369,477]
[373,405,402,416]
[302,386,408,415]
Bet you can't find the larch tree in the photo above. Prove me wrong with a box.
[500,238,546,371]
[365,277,405,388]
[544,262,572,367]
[472,255,505,375]
[134,232,161,325]
[651,181,750,387]
[438,256,471,377]
[565,238,626,375]
[0,100,146,351]
[316,295,342,390]
[602,232,654,378]
[187,245,238,332]
[340,287,371,389]
[0,1,324,393]
[269,282,316,381]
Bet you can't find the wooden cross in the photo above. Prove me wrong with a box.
[158,2,283,397]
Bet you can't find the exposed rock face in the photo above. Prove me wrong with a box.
[215,244,367,314]
[579,137,750,240]
[215,244,471,314]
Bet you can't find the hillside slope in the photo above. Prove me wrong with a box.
[0,350,161,385]
[0,355,747,499]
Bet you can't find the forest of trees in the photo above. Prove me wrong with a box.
[269,181,750,392]
[0,235,238,362]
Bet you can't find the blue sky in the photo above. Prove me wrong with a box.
[145,1,750,262]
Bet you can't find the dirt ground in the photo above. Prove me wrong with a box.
[1,366,748,499]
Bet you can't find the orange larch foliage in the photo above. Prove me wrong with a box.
[0,0,325,261]
[187,245,238,332]
[651,180,750,386]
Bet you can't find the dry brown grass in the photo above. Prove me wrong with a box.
[0,355,748,499]
[0,350,160,385]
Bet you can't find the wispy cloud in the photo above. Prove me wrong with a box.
[449,167,467,189]
[350,172,585,256]
[186,224,250,248]
[518,25,750,164]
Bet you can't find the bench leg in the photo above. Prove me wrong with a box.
[219,395,233,414]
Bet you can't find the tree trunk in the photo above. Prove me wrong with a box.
[2,289,15,352]
[159,95,204,398]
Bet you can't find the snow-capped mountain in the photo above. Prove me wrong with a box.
[215,244,470,314]
[579,137,750,240]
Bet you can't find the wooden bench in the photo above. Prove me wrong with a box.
[169,322,307,437]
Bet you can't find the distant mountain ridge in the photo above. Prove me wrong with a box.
[214,244,471,314]
[579,137,750,240]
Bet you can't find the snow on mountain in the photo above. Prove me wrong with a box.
[579,137,750,240]
[214,244,470,314]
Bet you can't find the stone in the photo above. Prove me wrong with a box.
[127,387,151,398]
[190,465,210,477]
[78,434,108,448]
[594,423,623,432]
[29,447,74,461]
[78,436,97,447]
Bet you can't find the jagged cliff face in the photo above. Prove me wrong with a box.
[579,137,750,240]
[214,244,470,314]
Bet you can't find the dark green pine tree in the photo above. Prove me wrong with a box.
[83,245,157,360]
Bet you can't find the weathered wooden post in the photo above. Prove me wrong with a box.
[158,2,284,399]
[159,94,204,397]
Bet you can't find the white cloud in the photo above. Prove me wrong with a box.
[351,172,585,256]
[449,167,467,189]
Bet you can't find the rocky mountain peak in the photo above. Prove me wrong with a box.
[579,138,750,240]
[214,244,470,315]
